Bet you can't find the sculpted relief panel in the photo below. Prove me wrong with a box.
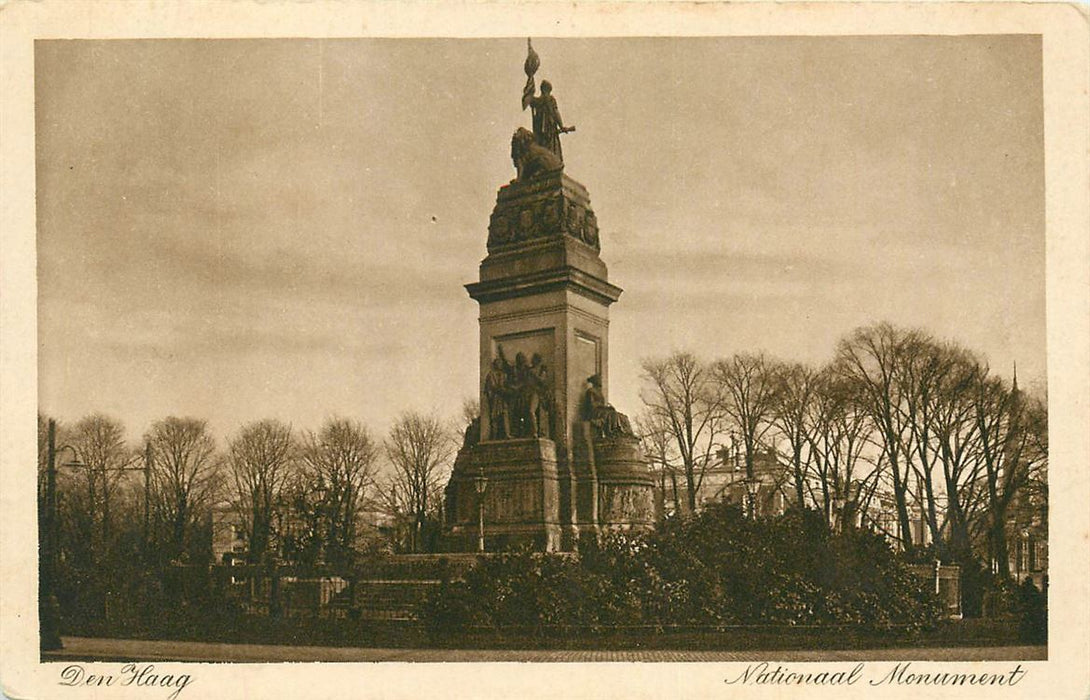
[487,191,601,251]
[484,331,556,441]
[486,480,544,523]
[599,484,656,526]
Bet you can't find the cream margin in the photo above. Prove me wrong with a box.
[1,2,1087,699]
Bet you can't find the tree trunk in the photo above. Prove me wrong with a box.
[251,508,269,564]
[821,479,831,526]
[992,511,1010,578]
[944,474,971,559]
[791,445,805,510]
[685,462,697,513]
[889,456,915,555]
[922,470,941,548]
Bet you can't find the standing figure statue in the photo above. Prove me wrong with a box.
[509,352,532,437]
[521,39,575,163]
[583,374,635,438]
[484,353,512,440]
[526,353,553,438]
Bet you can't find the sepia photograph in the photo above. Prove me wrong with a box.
[2,2,1089,699]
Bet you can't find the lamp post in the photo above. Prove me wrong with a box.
[473,469,488,553]
[1020,529,1030,578]
[40,419,154,651]
[41,419,83,651]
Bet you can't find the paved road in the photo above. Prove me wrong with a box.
[43,637,1046,663]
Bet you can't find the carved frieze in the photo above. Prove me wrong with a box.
[487,174,601,252]
[599,484,656,525]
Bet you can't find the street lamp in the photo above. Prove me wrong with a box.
[40,419,153,651]
[1020,529,1030,578]
[473,468,488,553]
[41,419,83,651]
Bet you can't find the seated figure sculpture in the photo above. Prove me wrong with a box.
[583,374,635,439]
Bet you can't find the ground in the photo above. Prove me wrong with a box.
[44,637,1046,663]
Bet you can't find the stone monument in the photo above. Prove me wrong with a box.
[442,40,655,552]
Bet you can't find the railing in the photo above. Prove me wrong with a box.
[209,560,459,619]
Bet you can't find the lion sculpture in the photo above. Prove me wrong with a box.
[511,127,563,182]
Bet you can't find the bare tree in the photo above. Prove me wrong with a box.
[973,374,1045,577]
[460,397,480,427]
[771,362,818,510]
[382,411,457,552]
[810,371,881,529]
[458,397,481,447]
[640,352,725,514]
[635,409,681,517]
[146,417,221,563]
[297,417,379,565]
[66,414,132,564]
[925,347,986,559]
[895,334,954,548]
[227,419,296,564]
[711,352,782,481]
[833,323,920,554]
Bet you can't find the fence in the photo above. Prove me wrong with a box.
[208,555,481,619]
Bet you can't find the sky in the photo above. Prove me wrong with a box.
[36,36,1045,444]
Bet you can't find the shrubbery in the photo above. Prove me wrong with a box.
[425,504,942,638]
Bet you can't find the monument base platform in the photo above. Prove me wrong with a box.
[570,423,657,538]
[442,429,657,553]
[442,437,563,553]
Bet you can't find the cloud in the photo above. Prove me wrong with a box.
[35,37,1046,440]
[612,247,859,308]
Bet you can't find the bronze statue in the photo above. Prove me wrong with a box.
[511,127,562,182]
[583,374,634,438]
[527,353,553,438]
[484,344,559,440]
[484,354,512,439]
[521,39,574,163]
[510,352,531,437]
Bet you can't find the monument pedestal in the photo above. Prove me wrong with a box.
[443,438,562,552]
[441,167,655,552]
[570,423,657,537]
[589,435,657,531]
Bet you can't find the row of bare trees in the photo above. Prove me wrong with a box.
[39,410,460,573]
[637,323,1048,574]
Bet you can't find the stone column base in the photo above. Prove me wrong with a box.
[588,435,657,533]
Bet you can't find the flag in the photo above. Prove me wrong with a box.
[522,39,539,110]
[524,38,540,77]
[522,76,535,111]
